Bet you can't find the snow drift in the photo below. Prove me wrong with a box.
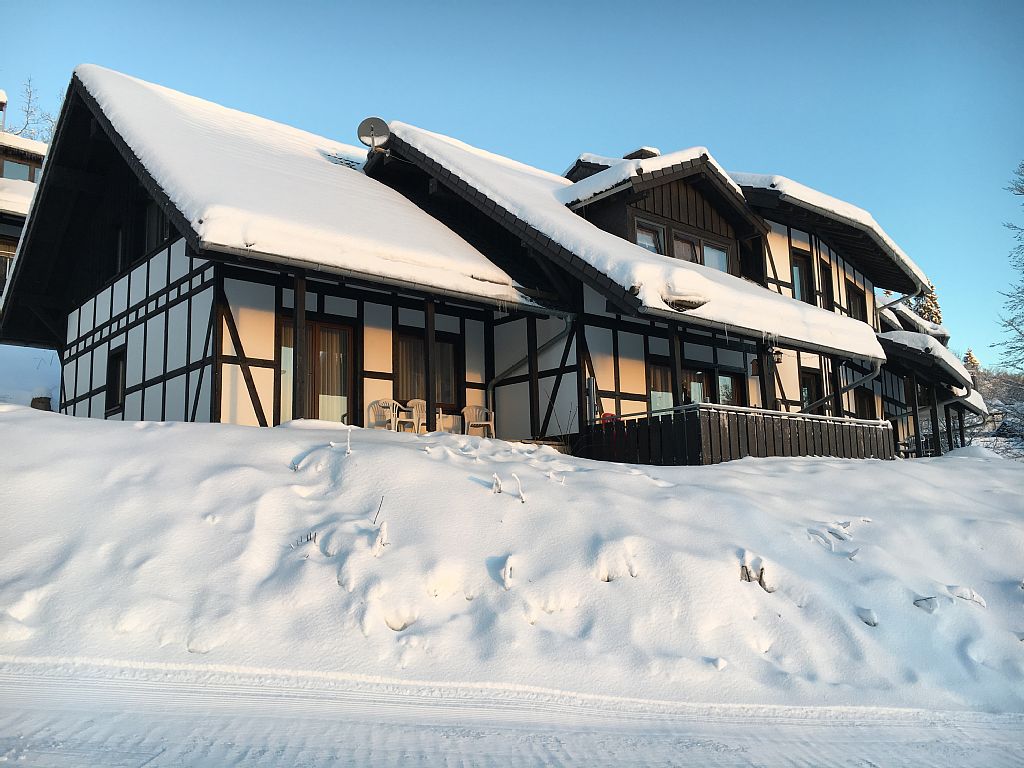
[0,405,1022,713]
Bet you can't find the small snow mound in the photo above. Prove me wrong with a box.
[858,608,879,627]
[950,585,987,608]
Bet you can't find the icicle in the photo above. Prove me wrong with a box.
[492,474,502,494]
[345,425,352,456]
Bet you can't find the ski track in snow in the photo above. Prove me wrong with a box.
[0,660,1022,767]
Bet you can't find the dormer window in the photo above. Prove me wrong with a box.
[702,244,729,273]
[673,236,697,262]
[635,221,664,254]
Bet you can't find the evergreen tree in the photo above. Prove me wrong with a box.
[914,281,943,325]
[963,348,981,372]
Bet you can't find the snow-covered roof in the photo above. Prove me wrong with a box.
[0,178,35,217]
[388,121,885,362]
[952,387,988,417]
[878,306,901,331]
[0,131,47,157]
[730,172,928,293]
[558,147,744,207]
[71,65,532,308]
[889,301,950,343]
[878,331,972,389]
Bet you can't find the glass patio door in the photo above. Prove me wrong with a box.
[279,320,353,424]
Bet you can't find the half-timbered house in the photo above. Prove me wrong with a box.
[0,65,980,463]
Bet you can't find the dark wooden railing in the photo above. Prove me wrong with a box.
[576,403,895,466]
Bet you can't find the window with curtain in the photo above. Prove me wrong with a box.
[316,325,349,423]
[681,368,706,404]
[647,359,673,414]
[395,333,458,408]
[672,236,698,263]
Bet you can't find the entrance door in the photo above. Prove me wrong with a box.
[279,320,354,423]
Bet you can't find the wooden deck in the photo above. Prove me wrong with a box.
[576,403,896,466]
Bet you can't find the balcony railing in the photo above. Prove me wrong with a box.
[576,403,896,466]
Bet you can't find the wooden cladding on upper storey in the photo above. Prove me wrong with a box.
[631,177,736,241]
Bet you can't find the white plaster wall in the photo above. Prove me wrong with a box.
[584,326,614,392]
[494,319,528,376]
[618,331,645,395]
[495,381,531,440]
[363,302,392,373]
[465,319,485,383]
[224,278,276,360]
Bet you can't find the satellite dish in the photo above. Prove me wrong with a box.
[357,117,390,149]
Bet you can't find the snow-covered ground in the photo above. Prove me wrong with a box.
[0,344,59,407]
[1,406,1022,764]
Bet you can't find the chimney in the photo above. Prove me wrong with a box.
[622,146,660,161]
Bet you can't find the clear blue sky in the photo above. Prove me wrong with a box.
[2,0,1021,365]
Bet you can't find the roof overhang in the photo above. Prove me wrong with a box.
[878,335,970,390]
[742,186,923,294]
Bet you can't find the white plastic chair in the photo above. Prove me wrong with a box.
[368,399,402,430]
[406,399,428,433]
[461,405,495,438]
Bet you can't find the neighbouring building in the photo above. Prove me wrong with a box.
[0,65,983,464]
[0,90,47,291]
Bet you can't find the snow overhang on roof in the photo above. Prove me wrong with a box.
[889,301,950,344]
[65,65,534,310]
[947,386,988,417]
[0,131,48,158]
[730,172,928,295]
[878,331,972,390]
[385,121,886,364]
[0,178,35,218]
[558,147,747,209]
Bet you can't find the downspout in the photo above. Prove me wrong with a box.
[486,317,573,414]
[799,358,883,415]
[876,285,924,314]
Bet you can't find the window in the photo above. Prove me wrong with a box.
[279,321,354,423]
[799,370,823,414]
[702,243,729,273]
[2,160,31,181]
[847,281,868,322]
[395,332,459,409]
[681,368,707,404]
[854,387,876,420]
[819,261,835,310]
[791,250,815,304]
[105,346,127,413]
[672,235,698,263]
[647,359,673,413]
[635,221,664,254]
[717,372,744,406]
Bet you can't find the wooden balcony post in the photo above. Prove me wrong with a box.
[425,298,436,432]
[669,325,684,407]
[928,384,942,455]
[527,315,540,438]
[907,373,923,458]
[293,272,308,420]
